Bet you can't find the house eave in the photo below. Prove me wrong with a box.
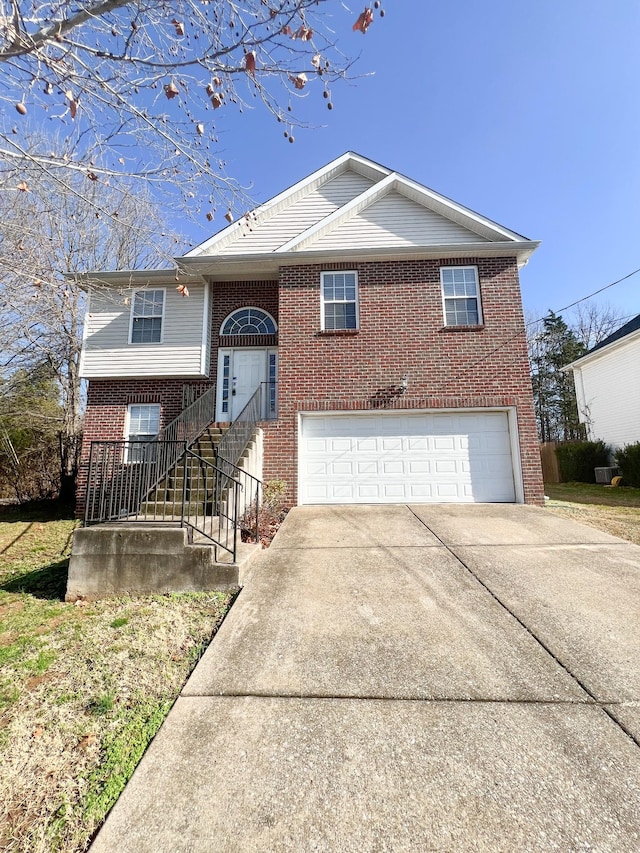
[563,326,640,372]
[71,269,205,289]
[177,241,540,281]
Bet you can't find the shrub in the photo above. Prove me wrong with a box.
[555,440,610,483]
[615,442,640,488]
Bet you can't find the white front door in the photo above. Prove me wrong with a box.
[216,349,277,421]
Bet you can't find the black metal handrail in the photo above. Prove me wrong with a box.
[216,381,277,475]
[83,440,261,562]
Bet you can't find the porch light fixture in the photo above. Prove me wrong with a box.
[400,375,408,394]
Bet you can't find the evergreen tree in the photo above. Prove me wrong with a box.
[529,311,587,442]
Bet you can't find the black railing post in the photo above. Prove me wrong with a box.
[181,443,188,528]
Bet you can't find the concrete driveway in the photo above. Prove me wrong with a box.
[91,505,640,852]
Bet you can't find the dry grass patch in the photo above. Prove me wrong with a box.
[545,482,640,546]
[0,504,235,853]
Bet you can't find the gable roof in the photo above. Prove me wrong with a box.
[180,152,539,278]
[586,313,640,356]
[565,312,640,371]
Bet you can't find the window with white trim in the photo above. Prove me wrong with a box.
[130,289,164,343]
[220,307,277,335]
[440,267,482,326]
[126,404,160,462]
[321,271,358,331]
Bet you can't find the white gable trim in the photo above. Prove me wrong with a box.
[275,173,398,253]
[275,172,525,254]
[185,152,391,257]
[564,327,640,371]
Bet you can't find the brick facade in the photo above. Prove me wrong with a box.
[78,258,544,515]
[263,257,543,505]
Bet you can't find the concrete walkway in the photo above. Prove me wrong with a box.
[91,505,640,852]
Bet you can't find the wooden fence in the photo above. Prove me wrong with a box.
[539,441,561,484]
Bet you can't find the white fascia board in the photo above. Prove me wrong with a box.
[275,173,398,253]
[563,327,640,371]
[73,269,203,289]
[184,152,391,258]
[178,240,540,280]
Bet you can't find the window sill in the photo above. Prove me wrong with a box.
[441,324,485,332]
[317,329,360,337]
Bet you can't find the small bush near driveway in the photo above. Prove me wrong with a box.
[0,504,234,853]
[615,441,640,488]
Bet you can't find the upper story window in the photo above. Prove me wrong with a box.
[220,307,277,335]
[126,403,160,462]
[130,289,165,344]
[321,271,358,331]
[440,267,482,326]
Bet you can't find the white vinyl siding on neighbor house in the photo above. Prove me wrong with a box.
[573,334,640,449]
[219,171,375,255]
[80,283,210,378]
[308,192,490,251]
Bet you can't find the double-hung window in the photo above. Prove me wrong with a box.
[130,289,164,343]
[321,271,358,331]
[440,267,482,326]
[126,404,160,462]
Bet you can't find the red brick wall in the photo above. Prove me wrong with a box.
[262,257,544,505]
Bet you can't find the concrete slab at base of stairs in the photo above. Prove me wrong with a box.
[455,543,640,702]
[409,503,625,546]
[183,544,586,702]
[269,504,442,549]
[89,696,640,853]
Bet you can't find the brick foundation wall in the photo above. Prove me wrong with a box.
[264,257,544,506]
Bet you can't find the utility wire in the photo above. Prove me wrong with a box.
[455,265,640,379]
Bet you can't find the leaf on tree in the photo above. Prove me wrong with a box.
[176,284,189,297]
[289,73,308,90]
[353,8,374,33]
[293,26,313,41]
[171,18,185,36]
[15,103,27,115]
[206,211,214,221]
[311,53,321,68]
[211,92,224,109]
[17,181,29,192]
[196,123,205,136]
[164,82,180,99]
[43,82,53,95]
[280,25,292,35]
[87,172,98,181]
[225,210,234,223]
[245,51,257,75]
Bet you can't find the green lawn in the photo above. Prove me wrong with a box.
[545,481,640,507]
[0,503,235,853]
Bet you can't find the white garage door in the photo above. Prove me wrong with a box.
[299,411,517,504]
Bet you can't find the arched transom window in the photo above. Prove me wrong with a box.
[220,307,277,336]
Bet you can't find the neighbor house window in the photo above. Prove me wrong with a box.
[126,404,160,462]
[321,271,358,330]
[130,289,164,343]
[440,267,482,326]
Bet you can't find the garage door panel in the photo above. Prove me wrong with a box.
[299,412,516,505]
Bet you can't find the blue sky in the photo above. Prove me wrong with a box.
[185,0,640,326]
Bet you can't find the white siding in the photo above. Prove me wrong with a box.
[307,191,489,251]
[80,284,209,378]
[575,336,640,449]
[220,171,375,255]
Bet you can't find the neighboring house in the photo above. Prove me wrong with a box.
[77,152,544,513]
[565,313,640,450]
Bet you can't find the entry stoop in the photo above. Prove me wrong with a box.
[65,525,262,601]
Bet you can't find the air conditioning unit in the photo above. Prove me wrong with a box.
[595,467,621,484]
